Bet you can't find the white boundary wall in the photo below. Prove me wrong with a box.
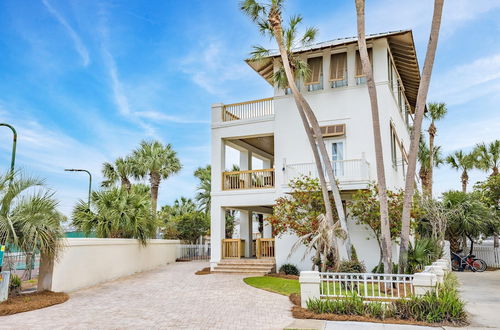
[38,238,180,292]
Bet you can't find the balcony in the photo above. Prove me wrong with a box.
[222,97,274,122]
[222,169,275,190]
[285,159,371,187]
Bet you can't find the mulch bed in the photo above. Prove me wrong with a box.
[288,294,467,328]
[265,273,299,280]
[0,291,69,316]
[195,267,212,275]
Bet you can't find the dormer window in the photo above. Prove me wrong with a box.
[305,56,323,92]
[355,48,373,85]
[329,52,347,88]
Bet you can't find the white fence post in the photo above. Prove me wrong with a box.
[299,271,321,308]
[0,271,10,302]
[442,240,451,269]
[413,272,437,296]
[425,265,445,284]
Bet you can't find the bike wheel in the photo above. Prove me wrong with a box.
[476,259,487,272]
[451,259,461,271]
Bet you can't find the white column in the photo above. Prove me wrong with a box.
[239,210,253,257]
[0,271,11,302]
[299,271,321,308]
[240,150,252,171]
[210,204,225,270]
[413,272,437,296]
[263,217,273,239]
[211,103,224,125]
[262,158,271,169]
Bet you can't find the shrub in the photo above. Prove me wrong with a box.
[9,274,22,296]
[407,238,443,273]
[338,259,366,273]
[279,264,300,276]
[307,294,390,319]
[371,263,398,274]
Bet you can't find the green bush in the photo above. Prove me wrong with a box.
[9,274,22,296]
[306,273,467,325]
[279,264,300,276]
[407,238,443,273]
[371,263,398,274]
[338,259,366,273]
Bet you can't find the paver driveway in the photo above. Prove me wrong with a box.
[0,261,294,330]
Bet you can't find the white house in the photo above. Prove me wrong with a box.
[210,30,420,273]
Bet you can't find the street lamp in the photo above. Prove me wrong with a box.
[0,123,17,177]
[64,169,92,208]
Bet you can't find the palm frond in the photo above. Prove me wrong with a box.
[250,45,272,60]
[240,0,266,21]
[301,27,318,46]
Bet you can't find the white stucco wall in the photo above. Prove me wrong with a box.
[38,238,179,292]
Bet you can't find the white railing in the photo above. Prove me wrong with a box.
[223,169,275,190]
[285,159,370,184]
[222,97,274,122]
[319,272,414,300]
[176,244,211,261]
[468,245,500,267]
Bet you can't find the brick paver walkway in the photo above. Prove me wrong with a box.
[0,261,294,330]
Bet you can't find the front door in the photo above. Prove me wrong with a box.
[330,140,344,177]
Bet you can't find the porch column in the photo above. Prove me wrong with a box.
[240,150,252,171]
[239,210,253,257]
[263,216,273,238]
[210,204,225,270]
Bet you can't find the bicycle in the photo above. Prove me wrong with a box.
[451,250,487,272]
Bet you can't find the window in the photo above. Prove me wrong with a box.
[355,48,373,85]
[330,140,345,177]
[305,56,323,91]
[330,52,347,88]
[390,125,398,169]
[284,78,301,95]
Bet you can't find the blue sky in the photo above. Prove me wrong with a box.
[0,0,499,218]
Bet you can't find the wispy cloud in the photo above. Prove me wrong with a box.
[135,111,209,124]
[42,0,90,66]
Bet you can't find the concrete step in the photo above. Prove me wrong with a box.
[212,269,269,275]
[219,259,275,264]
[216,262,275,267]
[215,265,273,271]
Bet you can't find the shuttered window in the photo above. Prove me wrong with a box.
[329,52,347,81]
[355,48,373,77]
[305,57,323,85]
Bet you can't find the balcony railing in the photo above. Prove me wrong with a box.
[285,159,370,184]
[222,169,275,190]
[222,97,274,122]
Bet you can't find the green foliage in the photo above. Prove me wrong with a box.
[307,274,466,325]
[337,259,366,273]
[160,197,209,243]
[9,274,22,295]
[371,263,398,274]
[72,184,156,245]
[474,174,500,217]
[473,140,499,174]
[279,263,300,276]
[194,165,211,214]
[101,157,134,190]
[0,171,65,260]
[406,238,443,273]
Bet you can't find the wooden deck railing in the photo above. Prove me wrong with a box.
[222,97,274,122]
[256,238,275,259]
[222,169,275,190]
[222,239,245,259]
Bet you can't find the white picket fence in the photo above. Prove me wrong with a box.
[469,245,500,267]
[319,272,414,300]
[176,244,211,261]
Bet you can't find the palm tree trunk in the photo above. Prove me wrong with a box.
[419,167,429,194]
[121,177,131,192]
[355,0,392,274]
[149,172,160,216]
[427,121,436,197]
[268,9,348,259]
[461,170,468,193]
[398,0,444,274]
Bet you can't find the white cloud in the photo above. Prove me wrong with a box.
[135,111,209,124]
[42,0,90,66]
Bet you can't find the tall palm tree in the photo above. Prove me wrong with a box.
[355,0,392,274]
[398,0,444,273]
[0,171,64,265]
[194,165,211,214]
[241,0,351,260]
[132,140,182,216]
[446,150,475,193]
[474,140,500,176]
[425,102,447,196]
[418,140,443,195]
[101,157,134,191]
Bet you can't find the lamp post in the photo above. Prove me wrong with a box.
[0,123,17,177]
[64,169,92,208]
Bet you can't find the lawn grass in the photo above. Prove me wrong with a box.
[243,276,300,296]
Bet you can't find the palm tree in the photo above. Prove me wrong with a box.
[132,140,182,216]
[446,150,476,193]
[474,140,500,176]
[72,184,156,245]
[0,171,64,272]
[426,102,447,196]
[418,140,443,195]
[241,0,351,260]
[194,165,211,214]
[101,157,134,191]
[398,0,444,273]
[355,0,392,274]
